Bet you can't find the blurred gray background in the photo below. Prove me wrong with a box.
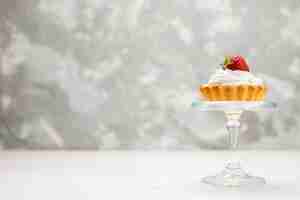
[0,0,299,150]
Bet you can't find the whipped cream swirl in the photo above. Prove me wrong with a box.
[208,69,264,85]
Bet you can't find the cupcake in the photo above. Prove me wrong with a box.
[200,55,267,101]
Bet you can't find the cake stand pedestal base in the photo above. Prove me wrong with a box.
[202,163,266,187]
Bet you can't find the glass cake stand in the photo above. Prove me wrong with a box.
[191,101,277,187]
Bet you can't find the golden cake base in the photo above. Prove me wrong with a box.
[200,84,267,101]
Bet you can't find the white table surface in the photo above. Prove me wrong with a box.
[0,151,299,200]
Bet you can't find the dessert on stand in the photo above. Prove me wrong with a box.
[193,55,276,187]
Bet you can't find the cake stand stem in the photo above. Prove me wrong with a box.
[225,111,242,169]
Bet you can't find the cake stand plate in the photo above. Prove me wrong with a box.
[191,101,276,112]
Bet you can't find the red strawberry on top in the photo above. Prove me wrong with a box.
[222,55,250,72]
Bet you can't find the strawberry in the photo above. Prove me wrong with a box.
[222,55,250,72]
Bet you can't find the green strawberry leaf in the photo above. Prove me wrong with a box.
[223,56,230,66]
